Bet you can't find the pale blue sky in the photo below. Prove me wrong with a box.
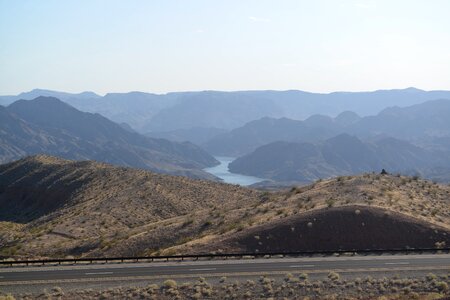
[1,0,450,95]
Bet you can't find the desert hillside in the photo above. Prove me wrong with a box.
[0,156,449,259]
[0,155,262,258]
[165,172,450,255]
[190,205,450,254]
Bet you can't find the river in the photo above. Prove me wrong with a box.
[204,156,265,186]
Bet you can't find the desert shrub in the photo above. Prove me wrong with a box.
[299,273,308,280]
[245,280,256,287]
[284,273,293,281]
[163,279,177,289]
[426,273,437,281]
[435,241,446,249]
[260,192,270,201]
[436,281,449,291]
[327,272,340,281]
[326,198,335,207]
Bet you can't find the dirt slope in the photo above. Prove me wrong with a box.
[190,205,450,253]
[1,156,449,259]
[0,155,261,257]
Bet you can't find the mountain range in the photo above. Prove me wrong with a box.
[229,134,448,183]
[203,99,450,157]
[3,88,450,134]
[3,88,450,184]
[0,96,218,179]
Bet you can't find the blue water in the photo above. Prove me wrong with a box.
[204,156,265,186]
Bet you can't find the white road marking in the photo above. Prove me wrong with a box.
[85,272,114,275]
[289,265,315,268]
[189,268,216,271]
[385,262,410,265]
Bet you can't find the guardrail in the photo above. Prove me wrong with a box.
[0,247,449,267]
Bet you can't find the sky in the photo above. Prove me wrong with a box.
[1,0,450,95]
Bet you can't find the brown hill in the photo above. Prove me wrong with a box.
[163,173,450,255]
[0,156,449,259]
[0,155,262,257]
[191,205,450,253]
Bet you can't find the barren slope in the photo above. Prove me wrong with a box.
[0,156,261,257]
[1,156,449,259]
[165,173,450,255]
[190,205,450,253]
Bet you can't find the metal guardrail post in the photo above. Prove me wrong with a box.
[0,247,449,267]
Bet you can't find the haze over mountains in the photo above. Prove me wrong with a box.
[229,134,448,183]
[2,87,450,134]
[0,96,218,179]
[2,88,450,184]
[204,99,450,157]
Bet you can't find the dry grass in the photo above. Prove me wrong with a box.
[5,273,449,299]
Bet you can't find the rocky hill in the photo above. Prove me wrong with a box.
[0,155,261,258]
[1,96,218,179]
[228,134,448,183]
[1,156,449,259]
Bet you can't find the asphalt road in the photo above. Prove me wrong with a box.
[1,254,449,285]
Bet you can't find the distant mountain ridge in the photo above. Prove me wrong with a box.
[0,96,218,179]
[229,134,448,183]
[2,87,450,133]
[204,99,450,156]
[202,115,347,156]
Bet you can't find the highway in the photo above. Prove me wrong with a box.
[1,254,449,285]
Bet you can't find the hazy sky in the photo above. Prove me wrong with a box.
[1,0,450,95]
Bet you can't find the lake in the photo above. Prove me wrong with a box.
[204,156,265,186]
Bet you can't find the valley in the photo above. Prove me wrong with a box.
[3,1,450,298]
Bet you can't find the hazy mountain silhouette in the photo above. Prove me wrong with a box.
[1,97,218,179]
[229,134,447,183]
[3,88,450,135]
[204,99,450,157]
[202,112,359,156]
[347,99,450,139]
[0,88,100,106]
[145,127,228,145]
[143,91,284,132]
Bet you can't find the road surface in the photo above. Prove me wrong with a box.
[1,254,449,286]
